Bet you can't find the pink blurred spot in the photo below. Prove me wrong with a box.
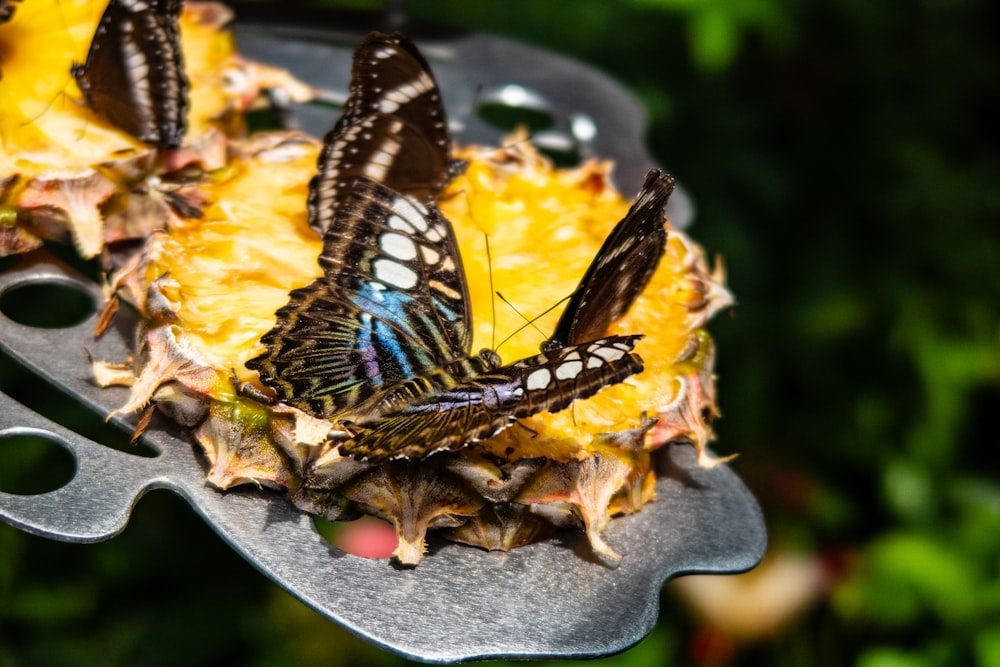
[335,516,397,559]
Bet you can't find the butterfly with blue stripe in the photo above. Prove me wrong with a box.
[247,32,671,462]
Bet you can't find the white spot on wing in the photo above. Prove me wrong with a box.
[428,280,462,301]
[424,223,445,243]
[420,245,441,264]
[592,344,626,363]
[363,137,402,182]
[526,368,552,391]
[387,214,415,234]
[380,232,417,261]
[391,197,429,232]
[373,258,418,289]
[121,24,153,134]
[378,72,435,113]
[555,360,583,380]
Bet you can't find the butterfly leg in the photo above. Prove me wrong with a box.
[229,369,277,406]
[513,419,539,439]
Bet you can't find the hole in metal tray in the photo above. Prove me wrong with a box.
[0,431,75,495]
[0,280,96,329]
[532,130,583,167]
[476,84,555,133]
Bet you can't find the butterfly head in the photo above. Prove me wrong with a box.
[476,348,502,371]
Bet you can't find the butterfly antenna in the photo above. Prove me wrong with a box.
[18,0,87,139]
[493,292,572,355]
[495,291,547,339]
[485,233,497,353]
[465,193,499,353]
[15,78,75,135]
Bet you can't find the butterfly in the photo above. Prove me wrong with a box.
[246,32,670,462]
[306,32,466,236]
[247,175,648,461]
[71,0,188,147]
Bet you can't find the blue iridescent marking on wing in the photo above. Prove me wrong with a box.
[247,177,474,418]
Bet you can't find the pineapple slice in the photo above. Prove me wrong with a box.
[98,137,733,565]
[0,0,277,257]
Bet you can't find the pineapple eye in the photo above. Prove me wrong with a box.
[0,279,95,329]
[0,432,75,496]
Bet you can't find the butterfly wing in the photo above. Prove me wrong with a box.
[72,0,188,147]
[549,169,674,347]
[340,335,644,461]
[307,32,464,235]
[247,178,474,418]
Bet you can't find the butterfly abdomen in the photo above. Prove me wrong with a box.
[349,351,497,419]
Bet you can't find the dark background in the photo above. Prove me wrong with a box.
[2,1,999,665]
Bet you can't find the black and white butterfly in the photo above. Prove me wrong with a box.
[307,32,466,236]
[246,32,671,461]
[71,0,188,147]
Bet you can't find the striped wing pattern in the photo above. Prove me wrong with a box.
[246,178,480,419]
[337,171,676,461]
[71,0,188,147]
[307,32,465,236]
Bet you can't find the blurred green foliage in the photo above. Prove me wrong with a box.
[2,0,998,665]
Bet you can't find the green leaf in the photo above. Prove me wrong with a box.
[858,646,931,667]
[975,626,1000,667]
[689,7,739,71]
